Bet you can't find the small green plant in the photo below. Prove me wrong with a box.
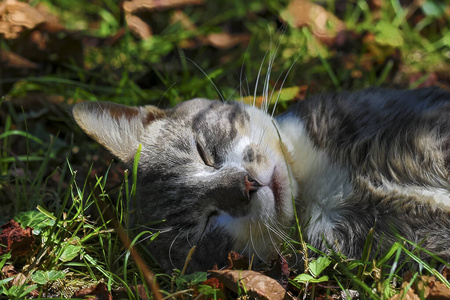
[0,281,38,300]
[1,0,449,298]
[294,256,332,284]
[175,272,208,290]
[293,256,332,298]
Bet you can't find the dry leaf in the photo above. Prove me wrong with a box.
[423,276,450,299]
[263,256,290,289]
[169,9,250,49]
[205,32,250,49]
[391,274,450,300]
[442,267,450,280]
[169,10,199,47]
[122,0,204,39]
[0,220,35,258]
[194,277,226,300]
[0,49,39,69]
[12,272,27,286]
[0,0,45,38]
[209,269,296,300]
[0,48,39,93]
[280,0,345,45]
[125,14,152,39]
[171,10,196,31]
[113,284,149,300]
[0,20,21,38]
[74,282,112,300]
[1,265,38,297]
[0,0,82,69]
[226,251,250,270]
[123,0,204,13]
[390,286,421,300]
[1,265,17,279]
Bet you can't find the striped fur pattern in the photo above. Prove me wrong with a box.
[73,87,450,272]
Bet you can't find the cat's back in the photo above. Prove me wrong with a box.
[288,87,450,190]
[280,87,450,260]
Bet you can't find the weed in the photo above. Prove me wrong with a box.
[1,0,449,298]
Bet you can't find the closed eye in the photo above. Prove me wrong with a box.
[196,141,214,168]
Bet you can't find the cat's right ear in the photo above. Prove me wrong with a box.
[72,101,165,163]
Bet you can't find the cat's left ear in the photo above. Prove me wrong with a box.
[73,101,165,163]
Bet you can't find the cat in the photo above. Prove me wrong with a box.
[73,87,450,273]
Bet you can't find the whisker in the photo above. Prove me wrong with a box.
[181,56,225,102]
[271,49,304,118]
[114,230,162,265]
[253,49,270,108]
[168,225,189,269]
[262,29,274,113]
[266,223,299,267]
[257,221,267,247]
[157,81,177,108]
[113,225,174,264]
[249,223,269,265]
[227,83,246,103]
[266,223,285,258]
[263,28,285,113]
[239,41,253,102]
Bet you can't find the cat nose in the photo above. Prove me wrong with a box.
[244,175,261,199]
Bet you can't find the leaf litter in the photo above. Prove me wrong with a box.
[1,0,450,299]
[0,220,35,258]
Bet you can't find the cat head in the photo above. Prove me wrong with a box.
[73,99,297,272]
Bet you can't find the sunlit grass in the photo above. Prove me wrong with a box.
[1,0,449,298]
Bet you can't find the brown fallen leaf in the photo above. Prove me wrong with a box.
[122,0,204,14]
[263,256,290,289]
[170,9,250,49]
[0,0,81,65]
[0,0,83,93]
[426,276,450,300]
[0,48,40,93]
[169,10,198,48]
[113,284,149,300]
[0,49,39,69]
[125,13,152,39]
[12,22,83,67]
[1,265,17,279]
[205,32,250,49]
[122,0,204,39]
[171,10,196,32]
[209,269,296,300]
[226,251,250,270]
[74,282,112,300]
[0,220,35,258]
[391,274,450,300]
[1,265,39,298]
[280,0,345,45]
[194,277,226,300]
[0,0,45,38]
[442,267,450,280]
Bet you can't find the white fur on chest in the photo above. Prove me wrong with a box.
[278,115,450,239]
[277,116,353,235]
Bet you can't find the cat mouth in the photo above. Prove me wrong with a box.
[269,166,283,211]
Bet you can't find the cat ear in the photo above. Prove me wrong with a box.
[73,101,165,163]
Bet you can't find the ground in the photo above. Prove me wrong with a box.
[1,0,450,299]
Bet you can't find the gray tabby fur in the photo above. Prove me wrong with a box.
[73,87,450,273]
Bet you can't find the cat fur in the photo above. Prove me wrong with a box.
[73,87,450,273]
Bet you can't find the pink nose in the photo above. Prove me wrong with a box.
[244,175,261,199]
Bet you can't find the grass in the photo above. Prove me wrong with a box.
[1,0,450,299]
